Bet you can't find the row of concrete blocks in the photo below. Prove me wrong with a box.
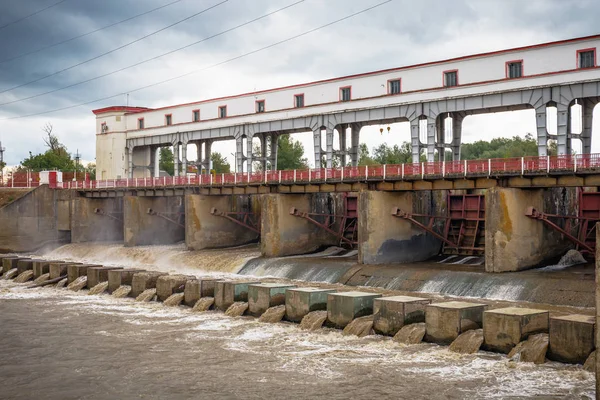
[2,256,593,365]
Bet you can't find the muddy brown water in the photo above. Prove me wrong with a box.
[0,279,594,400]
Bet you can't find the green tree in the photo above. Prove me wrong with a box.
[85,162,96,180]
[357,143,377,166]
[20,123,75,172]
[460,133,539,159]
[211,152,230,173]
[159,147,174,176]
[372,142,413,164]
[275,134,309,170]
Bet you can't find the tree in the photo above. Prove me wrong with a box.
[20,123,74,172]
[85,162,96,180]
[276,134,309,170]
[357,143,377,166]
[211,152,230,173]
[372,142,413,164]
[159,147,174,176]
[460,133,539,160]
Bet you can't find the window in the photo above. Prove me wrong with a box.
[507,61,522,78]
[138,118,144,129]
[444,70,458,87]
[340,86,351,102]
[100,122,107,133]
[578,49,596,69]
[219,106,227,118]
[294,94,304,108]
[256,100,265,113]
[165,114,172,126]
[388,79,401,95]
[192,110,200,122]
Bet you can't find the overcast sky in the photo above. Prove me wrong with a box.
[0,0,599,168]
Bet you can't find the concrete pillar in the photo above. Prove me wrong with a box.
[285,287,336,322]
[327,291,382,329]
[557,103,569,155]
[248,283,296,317]
[87,266,122,289]
[313,128,322,169]
[181,142,188,176]
[426,116,436,162]
[338,126,347,167]
[410,118,421,163]
[373,295,431,336]
[154,147,160,177]
[436,116,446,161]
[214,280,261,311]
[185,194,260,250]
[269,134,278,170]
[536,105,548,157]
[485,187,571,272]
[131,271,168,298]
[71,197,124,243]
[260,193,339,257]
[204,140,212,171]
[173,143,180,177]
[350,123,361,167]
[425,301,486,344]
[581,98,597,154]
[236,136,244,174]
[451,113,464,161]
[127,147,134,179]
[325,127,334,168]
[123,195,185,247]
[246,135,253,173]
[108,269,145,294]
[548,314,595,364]
[483,307,549,353]
[358,191,442,264]
[259,134,267,171]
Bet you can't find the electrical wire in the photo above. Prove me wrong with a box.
[0,0,185,65]
[0,0,393,121]
[0,0,69,32]
[0,0,228,94]
[0,1,305,107]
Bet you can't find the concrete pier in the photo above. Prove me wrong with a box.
[185,195,259,250]
[124,196,185,247]
[358,191,442,264]
[71,197,124,243]
[548,314,595,364]
[285,287,336,322]
[483,307,549,353]
[107,269,145,294]
[32,260,52,279]
[156,274,193,301]
[327,291,382,329]
[16,258,34,274]
[373,295,431,336]
[248,283,296,317]
[425,301,486,344]
[131,271,168,298]
[87,266,122,289]
[2,257,19,273]
[67,264,98,284]
[214,280,261,311]
[183,278,220,307]
[49,261,74,279]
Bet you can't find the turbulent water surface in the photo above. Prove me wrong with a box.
[0,278,594,400]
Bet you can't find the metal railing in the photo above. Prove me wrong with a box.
[56,153,600,190]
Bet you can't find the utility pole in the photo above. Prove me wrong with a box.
[0,141,5,185]
[74,149,81,181]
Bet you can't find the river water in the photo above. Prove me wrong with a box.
[0,278,594,399]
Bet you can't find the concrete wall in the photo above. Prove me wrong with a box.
[185,194,259,250]
[485,187,571,272]
[124,195,185,247]
[0,186,71,252]
[358,190,442,264]
[260,193,340,257]
[71,196,124,243]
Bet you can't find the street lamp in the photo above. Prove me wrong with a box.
[74,149,81,181]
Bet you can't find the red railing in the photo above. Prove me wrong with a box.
[54,153,600,190]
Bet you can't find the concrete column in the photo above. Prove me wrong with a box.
[154,147,160,177]
[325,127,334,168]
[313,129,322,169]
[410,118,421,163]
[338,126,347,167]
[350,123,361,167]
[485,187,571,272]
[181,142,188,176]
[581,98,597,154]
[269,134,278,170]
[127,147,134,179]
[173,143,180,177]
[71,197,124,243]
[260,134,268,171]
[185,194,260,250]
[246,135,253,173]
[426,116,436,162]
[195,141,203,174]
[557,103,569,155]
[123,196,184,247]
[358,191,441,264]
[236,137,244,174]
[536,106,548,157]
[260,193,339,257]
[204,140,212,172]
[436,116,446,161]
[452,113,464,161]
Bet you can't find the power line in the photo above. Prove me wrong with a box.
[0,0,185,65]
[0,0,69,32]
[0,0,393,121]
[0,0,228,95]
[0,1,306,107]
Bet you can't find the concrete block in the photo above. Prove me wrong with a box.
[32,260,52,279]
[548,314,595,364]
[87,266,122,289]
[107,269,145,294]
[285,287,336,322]
[327,291,382,329]
[49,262,74,279]
[17,258,37,274]
[130,271,168,298]
[156,274,194,301]
[248,283,296,317]
[67,264,99,284]
[483,307,549,353]
[183,278,221,307]
[214,280,261,311]
[373,295,431,336]
[2,257,19,273]
[425,301,487,344]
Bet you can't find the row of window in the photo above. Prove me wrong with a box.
[131,49,596,130]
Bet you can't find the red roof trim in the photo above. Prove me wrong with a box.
[92,106,151,115]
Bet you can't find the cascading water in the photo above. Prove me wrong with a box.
[224,302,248,317]
[67,276,87,291]
[342,316,374,337]
[55,278,67,288]
[4,268,17,280]
[299,311,328,331]
[88,282,109,295]
[258,305,286,323]
[393,323,426,344]
[508,334,549,364]
[14,270,34,283]
[112,285,132,298]
[163,293,185,307]
[136,288,157,302]
[192,297,214,312]
[33,273,50,285]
